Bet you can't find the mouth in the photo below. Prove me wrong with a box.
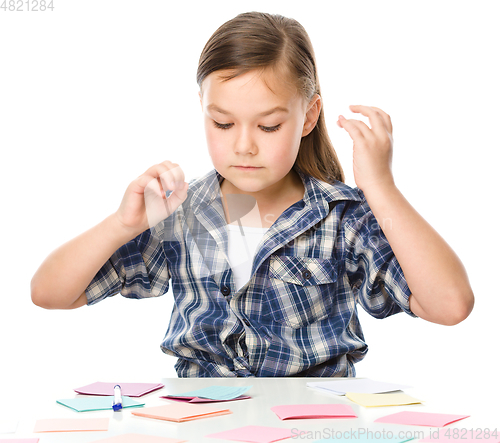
[233,165,262,170]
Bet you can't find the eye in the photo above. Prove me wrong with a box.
[259,124,281,133]
[213,121,233,130]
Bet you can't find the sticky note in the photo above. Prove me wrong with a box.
[0,439,39,443]
[132,403,231,422]
[206,425,293,443]
[57,395,144,412]
[162,385,251,402]
[163,394,250,403]
[74,382,163,397]
[374,411,470,427]
[420,434,500,443]
[0,420,18,434]
[307,379,411,395]
[34,417,109,432]
[271,404,356,420]
[346,392,422,407]
[90,434,187,443]
[313,438,414,443]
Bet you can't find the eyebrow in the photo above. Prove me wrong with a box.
[206,104,289,117]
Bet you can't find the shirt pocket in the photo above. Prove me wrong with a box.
[265,255,338,329]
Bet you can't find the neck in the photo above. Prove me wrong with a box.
[220,170,305,228]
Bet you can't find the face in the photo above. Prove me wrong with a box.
[199,69,320,197]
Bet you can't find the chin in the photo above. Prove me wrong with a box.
[224,176,270,194]
[231,182,267,194]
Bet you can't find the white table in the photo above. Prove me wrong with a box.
[3,376,498,442]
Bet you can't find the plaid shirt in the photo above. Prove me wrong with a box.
[86,169,415,377]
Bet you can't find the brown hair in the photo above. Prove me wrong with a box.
[197,11,344,183]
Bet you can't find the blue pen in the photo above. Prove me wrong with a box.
[113,385,122,411]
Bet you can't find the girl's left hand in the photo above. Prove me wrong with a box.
[337,105,395,192]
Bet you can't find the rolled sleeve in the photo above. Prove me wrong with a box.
[85,228,170,305]
[344,198,416,318]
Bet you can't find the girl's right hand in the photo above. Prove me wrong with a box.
[114,160,189,237]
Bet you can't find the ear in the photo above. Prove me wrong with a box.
[302,94,322,137]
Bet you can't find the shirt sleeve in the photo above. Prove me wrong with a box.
[85,228,170,305]
[343,196,416,319]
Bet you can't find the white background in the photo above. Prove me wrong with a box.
[1,0,499,423]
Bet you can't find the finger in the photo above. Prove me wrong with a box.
[338,115,373,142]
[349,105,388,137]
[143,180,189,228]
[137,162,185,195]
[167,182,189,209]
[134,166,168,194]
[159,162,185,190]
[370,106,393,133]
[144,178,170,228]
[154,161,177,192]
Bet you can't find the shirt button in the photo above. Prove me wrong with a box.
[221,286,231,296]
[243,319,251,326]
[302,269,312,280]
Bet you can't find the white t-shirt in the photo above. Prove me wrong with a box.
[226,224,268,290]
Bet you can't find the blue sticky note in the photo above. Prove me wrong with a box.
[174,385,252,400]
[56,396,144,412]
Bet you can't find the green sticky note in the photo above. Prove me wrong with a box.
[56,396,144,412]
[174,385,251,400]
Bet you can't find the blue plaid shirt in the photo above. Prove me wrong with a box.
[86,169,415,377]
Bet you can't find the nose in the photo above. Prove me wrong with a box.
[234,127,257,155]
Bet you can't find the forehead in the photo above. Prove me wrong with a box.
[201,68,303,110]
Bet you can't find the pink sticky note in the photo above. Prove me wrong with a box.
[161,395,251,403]
[374,411,470,427]
[271,404,357,420]
[0,440,39,443]
[34,417,109,433]
[90,434,187,443]
[132,403,231,422]
[74,382,164,397]
[206,425,293,443]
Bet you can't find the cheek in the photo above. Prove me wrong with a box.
[205,130,230,169]
[269,126,303,163]
[204,122,221,157]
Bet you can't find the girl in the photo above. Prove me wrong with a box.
[31,12,474,377]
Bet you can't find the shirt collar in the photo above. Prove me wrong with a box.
[189,168,362,215]
[189,169,225,214]
[296,169,362,209]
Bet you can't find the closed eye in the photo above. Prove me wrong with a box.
[213,121,282,133]
[259,124,281,133]
[213,121,233,130]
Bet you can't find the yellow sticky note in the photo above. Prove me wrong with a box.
[346,392,422,407]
